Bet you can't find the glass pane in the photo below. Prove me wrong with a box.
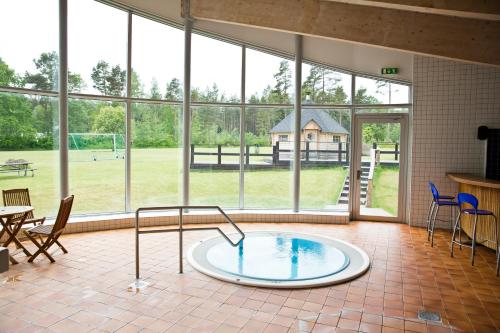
[300,109,350,210]
[0,92,59,217]
[356,108,409,114]
[355,76,409,104]
[69,0,127,96]
[246,48,294,104]
[302,64,351,104]
[360,122,400,217]
[244,108,293,208]
[131,103,182,208]
[69,99,125,214]
[190,106,240,207]
[192,34,241,102]
[132,15,184,100]
[0,0,58,91]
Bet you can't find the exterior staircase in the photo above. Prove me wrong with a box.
[337,161,370,205]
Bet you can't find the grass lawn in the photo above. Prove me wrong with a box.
[0,148,347,217]
[371,165,399,216]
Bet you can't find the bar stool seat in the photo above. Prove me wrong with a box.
[462,209,494,216]
[426,182,458,247]
[451,193,498,270]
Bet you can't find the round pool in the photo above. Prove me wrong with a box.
[188,231,370,288]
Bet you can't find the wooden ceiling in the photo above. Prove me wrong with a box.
[184,0,500,66]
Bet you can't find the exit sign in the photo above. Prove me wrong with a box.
[381,67,399,75]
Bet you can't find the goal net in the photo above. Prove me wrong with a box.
[69,133,125,162]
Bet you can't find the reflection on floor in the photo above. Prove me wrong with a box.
[1,222,499,333]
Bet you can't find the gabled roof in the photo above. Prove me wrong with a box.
[270,109,348,134]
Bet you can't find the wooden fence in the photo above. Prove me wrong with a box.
[373,142,400,161]
[190,141,350,170]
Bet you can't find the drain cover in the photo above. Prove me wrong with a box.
[418,310,441,322]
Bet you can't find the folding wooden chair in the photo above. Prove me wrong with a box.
[2,188,46,226]
[23,195,74,263]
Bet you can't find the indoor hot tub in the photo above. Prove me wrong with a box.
[188,231,370,288]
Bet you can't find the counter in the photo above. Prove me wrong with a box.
[447,173,500,250]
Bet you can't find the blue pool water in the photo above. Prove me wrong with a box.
[206,233,349,281]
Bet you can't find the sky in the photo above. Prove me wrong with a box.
[0,0,408,104]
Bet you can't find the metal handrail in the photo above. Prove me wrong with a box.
[134,206,245,280]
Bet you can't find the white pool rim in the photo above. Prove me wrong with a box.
[187,231,370,288]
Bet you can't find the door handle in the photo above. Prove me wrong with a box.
[356,170,361,180]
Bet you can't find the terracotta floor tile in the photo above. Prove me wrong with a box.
[337,318,360,330]
[0,222,498,333]
[359,322,382,333]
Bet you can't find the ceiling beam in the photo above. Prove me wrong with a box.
[324,0,500,20]
[186,0,500,66]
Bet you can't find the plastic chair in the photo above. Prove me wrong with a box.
[426,182,458,247]
[451,193,498,268]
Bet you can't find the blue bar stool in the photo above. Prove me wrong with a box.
[426,182,458,247]
[451,193,498,267]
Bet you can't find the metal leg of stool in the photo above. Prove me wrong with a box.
[458,207,463,250]
[451,211,461,257]
[426,201,435,241]
[471,215,478,266]
[431,205,440,247]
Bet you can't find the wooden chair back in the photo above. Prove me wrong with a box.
[52,195,74,236]
[2,188,35,220]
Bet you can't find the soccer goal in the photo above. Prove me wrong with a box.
[69,133,125,162]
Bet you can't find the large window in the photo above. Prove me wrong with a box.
[300,109,351,210]
[69,0,127,96]
[132,15,184,100]
[246,49,295,104]
[68,99,125,214]
[192,34,241,102]
[132,103,182,208]
[355,76,409,105]
[244,108,293,209]
[0,0,58,91]
[0,92,59,217]
[302,64,351,104]
[190,107,241,207]
[0,1,412,216]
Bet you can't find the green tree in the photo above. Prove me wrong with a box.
[165,78,182,100]
[91,60,125,96]
[149,78,162,99]
[92,105,125,134]
[131,70,144,97]
[271,60,292,103]
[68,72,85,93]
[0,58,21,86]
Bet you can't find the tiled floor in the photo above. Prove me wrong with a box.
[1,222,499,333]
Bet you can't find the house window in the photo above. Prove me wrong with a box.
[332,135,340,143]
[279,135,288,142]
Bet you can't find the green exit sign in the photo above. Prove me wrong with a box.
[381,67,399,75]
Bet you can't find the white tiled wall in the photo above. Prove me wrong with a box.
[410,56,500,228]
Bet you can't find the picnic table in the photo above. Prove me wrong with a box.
[0,160,36,177]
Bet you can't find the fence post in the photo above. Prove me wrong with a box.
[372,142,377,149]
[190,144,194,165]
[246,145,250,165]
[305,141,310,161]
[338,141,342,163]
[217,144,222,165]
[345,142,349,164]
[395,143,399,161]
[275,141,280,164]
